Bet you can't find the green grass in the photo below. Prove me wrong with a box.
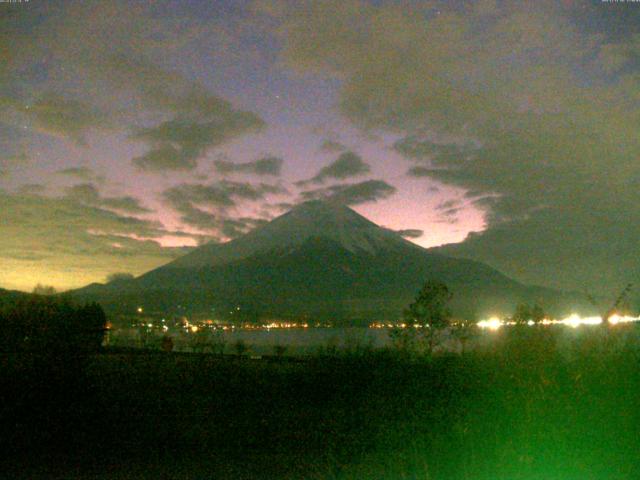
[1,325,640,479]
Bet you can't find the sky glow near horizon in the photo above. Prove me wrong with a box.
[2,0,640,294]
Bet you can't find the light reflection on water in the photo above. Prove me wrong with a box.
[105,318,640,356]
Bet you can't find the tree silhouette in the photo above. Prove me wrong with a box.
[530,302,546,324]
[32,284,57,296]
[0,295,107,353]
[512,303,531,325]
[512,302,546,325]
[391,280,453,355]
[404,280,452,330]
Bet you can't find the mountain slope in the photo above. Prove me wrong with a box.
[72,201,591,321]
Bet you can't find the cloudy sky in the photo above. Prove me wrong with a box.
[1,0,639,296]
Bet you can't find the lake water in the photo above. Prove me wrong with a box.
[104,320,639,356]
[106,327,405,355]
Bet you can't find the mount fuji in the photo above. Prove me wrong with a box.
[72,201,587,322]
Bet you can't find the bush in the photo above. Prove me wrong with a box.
[0,294,107,353]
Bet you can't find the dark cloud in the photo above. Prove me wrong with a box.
[113,56,265,172]
[164,202,219,231]
[264,201,295,213]
[319,139,347,153]
[132,144,196,171]
[218,217,269,239]
[65,184,102,203]
[163,180,285,235]
[213,155,283,176]
[18,93,111,144]
[436,199,461,211]
[273,0,640,295]
[163,201,268,239]
[66,183,151,214]
[436,212,461,225]
[393,229,423,239]
[1,5,265,171]
[395,137,476,164]
[163,185,233,215]
[0,191,192,290]
[464,189,485,199]
[300,179,396,206]
[57,167,94,180]
[435,199,463,222]
[296,151,370,186]
[406,166,431,177]
[163,181,285,210]
[435,209,640,297]
[0,90,110,145]
[132,108,265,172]
[441,208,461,218]
[101,197,151,215]
[56,166,105,183]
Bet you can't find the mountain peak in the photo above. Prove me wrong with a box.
[162,200,419,270]
[289,199,355,214]
[275,200,374,230]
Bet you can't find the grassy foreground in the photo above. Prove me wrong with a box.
[1,325,640,479]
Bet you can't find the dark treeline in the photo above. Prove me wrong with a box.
[0,294,106,353]
[0,294,108,478]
